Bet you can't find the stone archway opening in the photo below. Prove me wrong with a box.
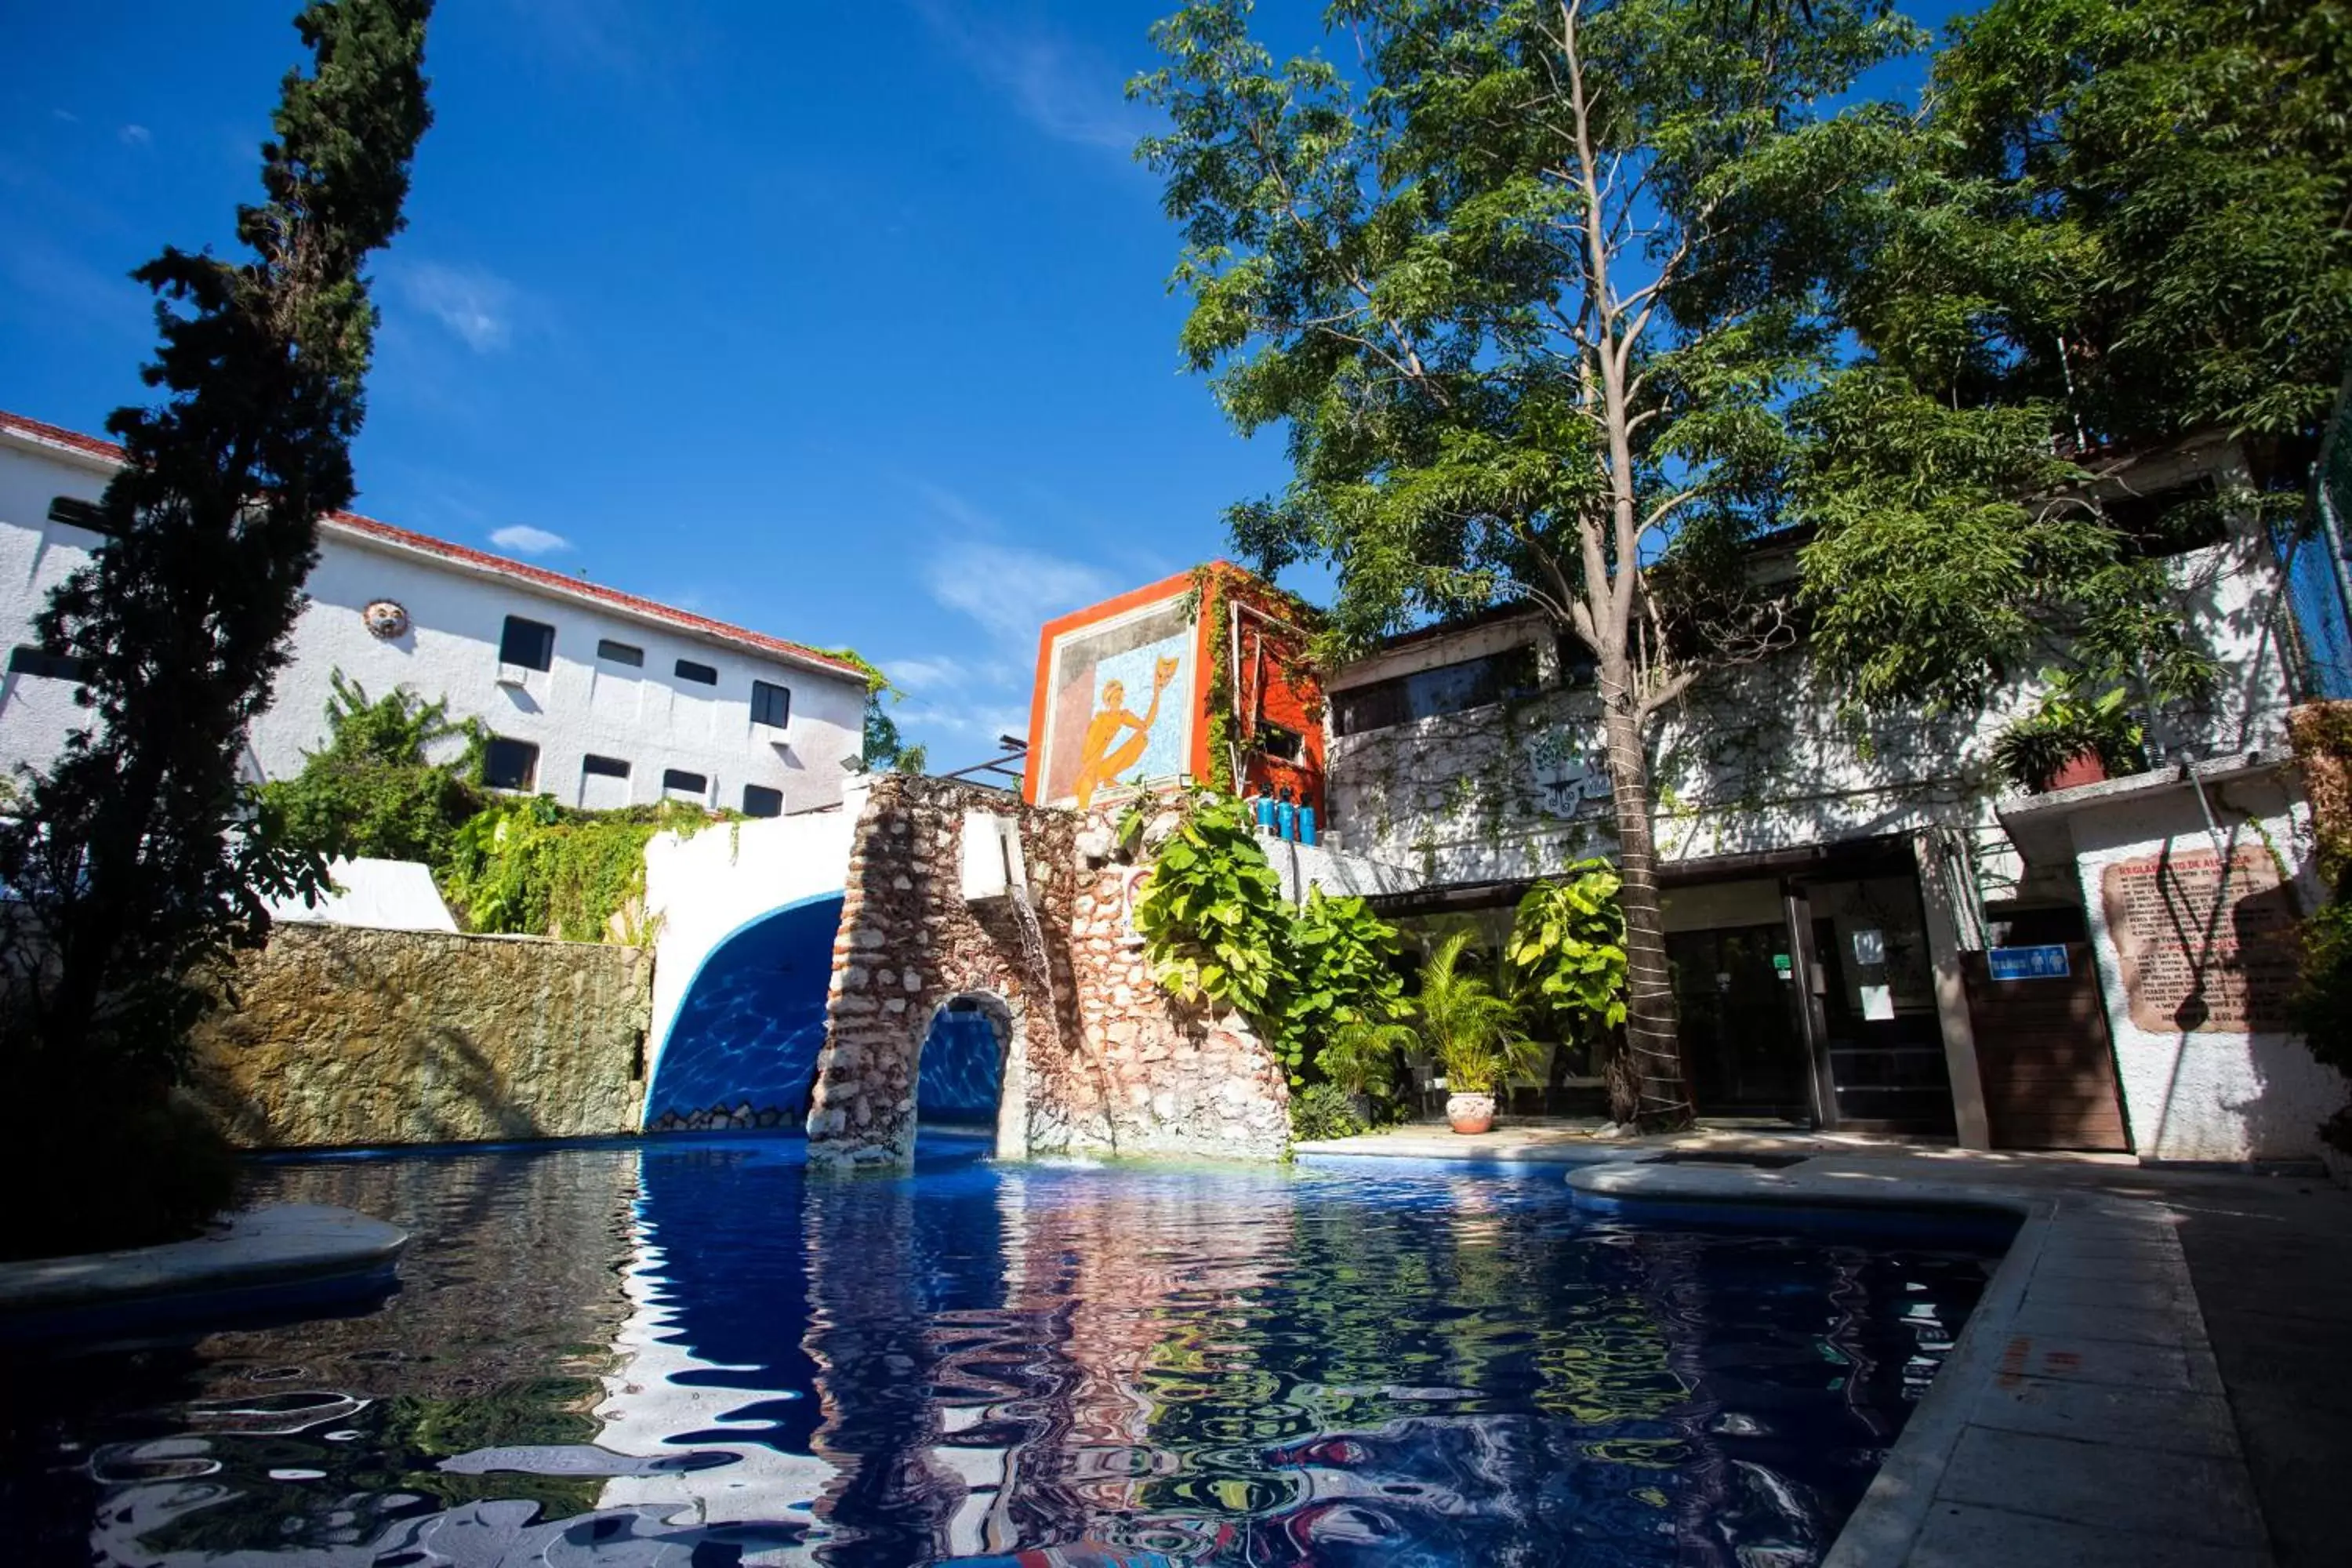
[913,991,1024,1160]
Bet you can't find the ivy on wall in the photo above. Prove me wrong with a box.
[439,796,721,942]
[267,671,729,943]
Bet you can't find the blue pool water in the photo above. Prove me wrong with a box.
[0,1138,2003,1566]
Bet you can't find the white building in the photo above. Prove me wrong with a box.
[1315,434,2343,1161]
[1,408,869,818]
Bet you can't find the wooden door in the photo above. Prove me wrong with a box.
[1962,943,2130,1151]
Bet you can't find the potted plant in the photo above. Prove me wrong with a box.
[1412,931,1541,1134]
[1318,1013,1417,1124]
[1991,678,2147,794]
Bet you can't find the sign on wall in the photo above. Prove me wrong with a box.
[1987,944,2071,982]
[2098,847,2299,1033]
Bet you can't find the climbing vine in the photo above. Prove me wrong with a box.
[438,796,724,942]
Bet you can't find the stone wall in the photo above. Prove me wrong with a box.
[1065,843,1290,1160]
[191,924,652,1148]
[805,776,1290,1167]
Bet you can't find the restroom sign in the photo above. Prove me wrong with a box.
[1987,945,2071,982]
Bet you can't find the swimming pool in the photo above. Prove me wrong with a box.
[0,1137,2004,1566]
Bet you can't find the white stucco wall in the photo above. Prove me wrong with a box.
[638,792,863,1098]
[2063,771,2343,1163]
[0,428,868,816]
[266,857,459,933]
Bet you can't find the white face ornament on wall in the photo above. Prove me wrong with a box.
[362,600,411,641]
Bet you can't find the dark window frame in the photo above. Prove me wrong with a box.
[662,768,709,797]
[750,680,791,729]
[742,783,785,818]
[47,496,112,535]
[581,753,630,779]
[483,735,541,791]
[499,615,557,672]
[1330,644,1543,737]
[7,644,93,683]
[674,658,718,687]
[596,638,644,668]
[1254,721,1304,762]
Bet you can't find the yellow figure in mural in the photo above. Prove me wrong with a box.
[1072,655,1181,808]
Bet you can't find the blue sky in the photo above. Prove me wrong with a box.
[1,1,1973,770]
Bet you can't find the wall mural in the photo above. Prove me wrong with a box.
[1040,600,1195,808]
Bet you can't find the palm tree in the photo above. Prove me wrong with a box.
[1414,932,1542,1130]
[1318,1014,1419,1115]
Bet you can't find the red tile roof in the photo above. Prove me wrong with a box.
[0,408,866,681]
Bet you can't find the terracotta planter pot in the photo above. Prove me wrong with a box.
[2046,750,2109,791]
[1446,1091,1495,1135]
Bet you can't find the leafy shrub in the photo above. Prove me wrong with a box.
[1288,1082,1367,1142]
[260,673,482,866]
[440,796,719,942]
[0,1087,237,1261]
[1132,791,1413,1094]
[1508,861,1628,1036]
[1272,886,1408,1085]
[1133,792,1292,1016]
[1990,677,2146,793]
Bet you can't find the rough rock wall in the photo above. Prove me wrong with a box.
[1066,849,1289,1160]
[807,775,1096,1166]
[806,777,1290,1167]
[191,924,652,1148]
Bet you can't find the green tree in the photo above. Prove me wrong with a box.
[260,673,482,867]
[1134,0,1915,1123]
[822,647,930,775]
[1798,0,2347,720]
[0,0,433,1250]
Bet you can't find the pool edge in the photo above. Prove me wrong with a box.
[1564,1161,2263,1566]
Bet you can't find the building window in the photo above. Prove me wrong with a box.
[46,496,112,535]
[1254,721,1304,762]
[1330,644,1541,736]
[597,638,644,667]
[675,658,718,686]
[582,753,630,779]
[742,783,784,818]
[483,736,540,791]
[751,680,791,729]
[499,615,556,672]
[7,645,93,682]
[662,768,708,800]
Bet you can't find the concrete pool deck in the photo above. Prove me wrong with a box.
[1303,1123,2347,1567]
[0,1203,408,1340]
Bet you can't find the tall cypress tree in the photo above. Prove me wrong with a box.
[0,3,434,1108]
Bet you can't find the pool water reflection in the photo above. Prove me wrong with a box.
[0,1137,2002,1566]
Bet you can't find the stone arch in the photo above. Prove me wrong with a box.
[805,779,1091,1168]
[914,990,1025,1156]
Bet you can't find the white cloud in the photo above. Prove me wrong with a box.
[924,538,1116,647]
[53,109,80,125]
[490,524,571,556]
[394,260,520,353]
[118,124,150,147]
[913,1,1151,152]
[883,655,968,694]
